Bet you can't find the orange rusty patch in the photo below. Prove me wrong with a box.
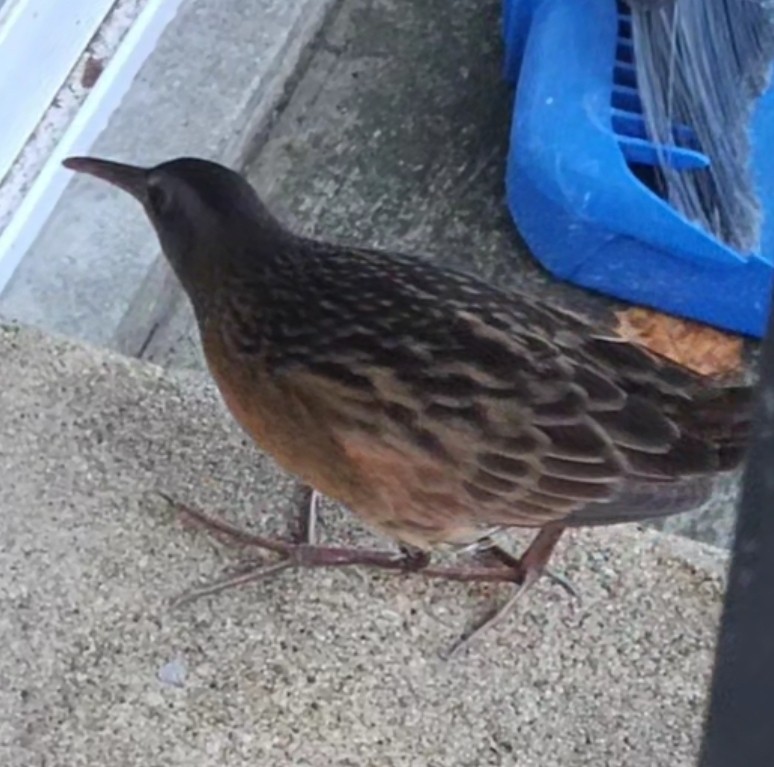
[614,307,742,377]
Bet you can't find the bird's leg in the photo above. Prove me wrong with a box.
[292,485,321,545]
[444,524,568,658]
[168,487,318,607]
[477,537,580,601]
[168,496,523,607]
[167,494,573,622]
[397,544,432,571]
[173,484,320,550]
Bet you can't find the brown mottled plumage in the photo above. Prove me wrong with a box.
[63,156,751,649]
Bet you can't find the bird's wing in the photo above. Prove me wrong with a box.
[268,244,750,529]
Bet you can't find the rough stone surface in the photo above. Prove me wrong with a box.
[0,322,727,766]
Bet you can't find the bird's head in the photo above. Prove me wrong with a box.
[62,156,284,312]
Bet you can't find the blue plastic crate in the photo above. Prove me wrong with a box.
[501,0,774,337]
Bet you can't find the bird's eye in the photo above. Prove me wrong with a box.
[146,183,169,215]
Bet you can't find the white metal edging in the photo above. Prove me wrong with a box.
[0,0,116,184]
[0,0,185,294]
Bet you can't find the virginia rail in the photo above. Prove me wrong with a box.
[63,156,750,653]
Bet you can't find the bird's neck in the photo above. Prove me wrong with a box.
[168,199,291,315]
[187,220,301,353]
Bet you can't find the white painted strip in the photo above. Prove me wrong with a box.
[0,0,185,294]
[0,0,116,183]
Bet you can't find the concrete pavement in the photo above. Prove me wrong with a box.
[1,322,726,766]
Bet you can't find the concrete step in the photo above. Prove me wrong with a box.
[0,320,725,767]
[0,0,336,349]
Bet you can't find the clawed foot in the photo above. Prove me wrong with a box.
[166,493,509,605]
[169,499,525,604]
[160,492,576,656]
[443,525,577,659]
[167,489,413,607]
[475,536,580,602]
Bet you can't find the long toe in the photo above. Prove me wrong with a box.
[443,568,542,659]
[170,558,294,608]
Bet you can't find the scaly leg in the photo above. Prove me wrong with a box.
[166,495,523,607]
[444,524,568,658]
[167,494,574,655]
[477,536,579,601]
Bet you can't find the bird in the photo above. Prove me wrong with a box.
[63,155,751,652]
